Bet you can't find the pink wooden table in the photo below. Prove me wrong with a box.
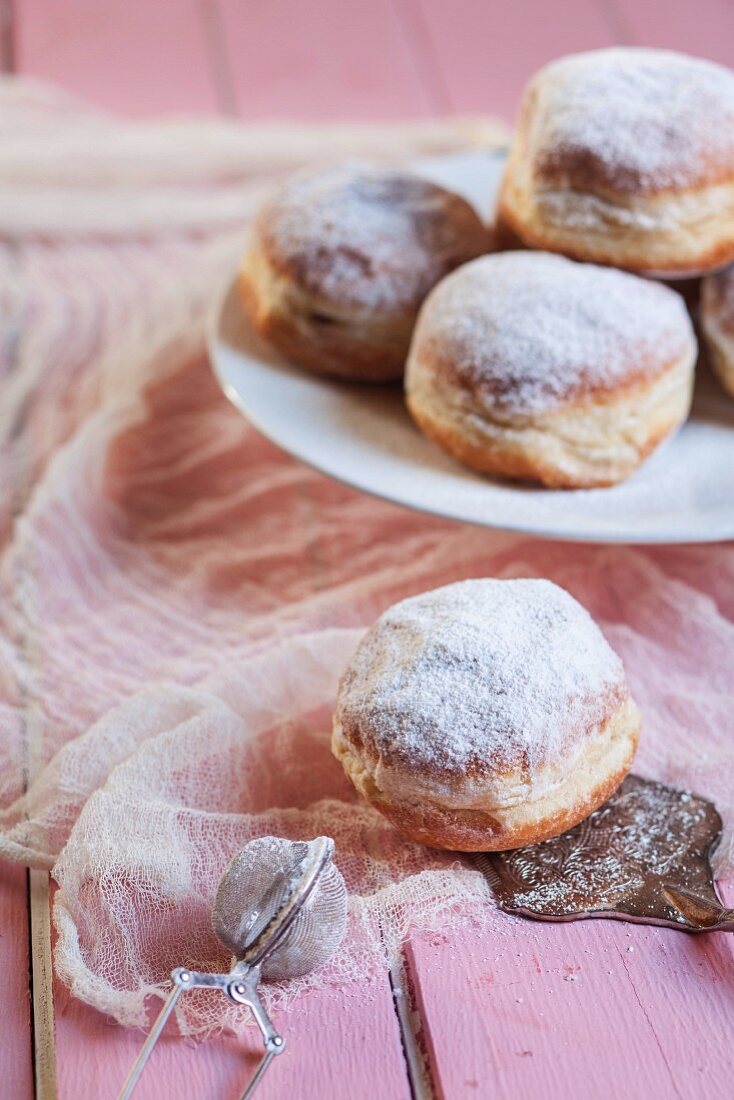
[4,2,734,1097]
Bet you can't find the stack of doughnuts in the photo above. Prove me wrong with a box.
[493,46,734,438]
[241,46,734,491]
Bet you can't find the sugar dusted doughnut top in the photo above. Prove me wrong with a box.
[408,252,694,416]
[335,578,628,781]
[254,162,488,313]
[523,48,734,196]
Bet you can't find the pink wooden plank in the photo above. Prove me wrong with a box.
[410,0,618,122]
[15,0,221,115]
[54,969,412,1099]
[0,866,33,1099]
[406,882,734,1100]
[217,0,435,120]
[611,0,734,68]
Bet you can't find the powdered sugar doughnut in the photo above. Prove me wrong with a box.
[498,48,734,276]
[332,579,640,851]
[239,163,490,381]
[405,252,696,488]
[701,265,734,398]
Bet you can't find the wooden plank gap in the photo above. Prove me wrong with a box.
[594,0,636,45]
[13,466,57,1100]
[391,0,453,114]
[29,868,57,1100]
[24,870,36,1098]
[196,0,238,116]
[389,952,434,1100]
[375,887,433,1099]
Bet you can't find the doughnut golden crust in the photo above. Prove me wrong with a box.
[498,48,734,277]
[701,265,734,398]
[239,163,490,382]
[405,252,697,488]
[332,579,640,852]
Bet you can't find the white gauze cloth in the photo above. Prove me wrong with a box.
[1,80,733,1037]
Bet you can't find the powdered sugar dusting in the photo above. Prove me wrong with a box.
[336,579,627,778]
[258,162,487,312]
[532,48,734,193]
[411,252,694,416]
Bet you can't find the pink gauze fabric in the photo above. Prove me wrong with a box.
[0,79,733,1037]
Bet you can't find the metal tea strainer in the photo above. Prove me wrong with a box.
[117,835,348,1100]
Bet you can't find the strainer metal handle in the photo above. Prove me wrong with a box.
[116,964,285,1100]
[226,966,286,1100]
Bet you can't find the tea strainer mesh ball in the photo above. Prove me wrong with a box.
[212,835,348,981]
[118,835,347,1100]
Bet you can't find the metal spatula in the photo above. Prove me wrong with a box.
[117,835,348,1100]
[477,775,731,933]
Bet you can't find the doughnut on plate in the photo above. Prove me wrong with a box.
[209,151,734,544]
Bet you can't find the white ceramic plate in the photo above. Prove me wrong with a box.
[209,151,734,544]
